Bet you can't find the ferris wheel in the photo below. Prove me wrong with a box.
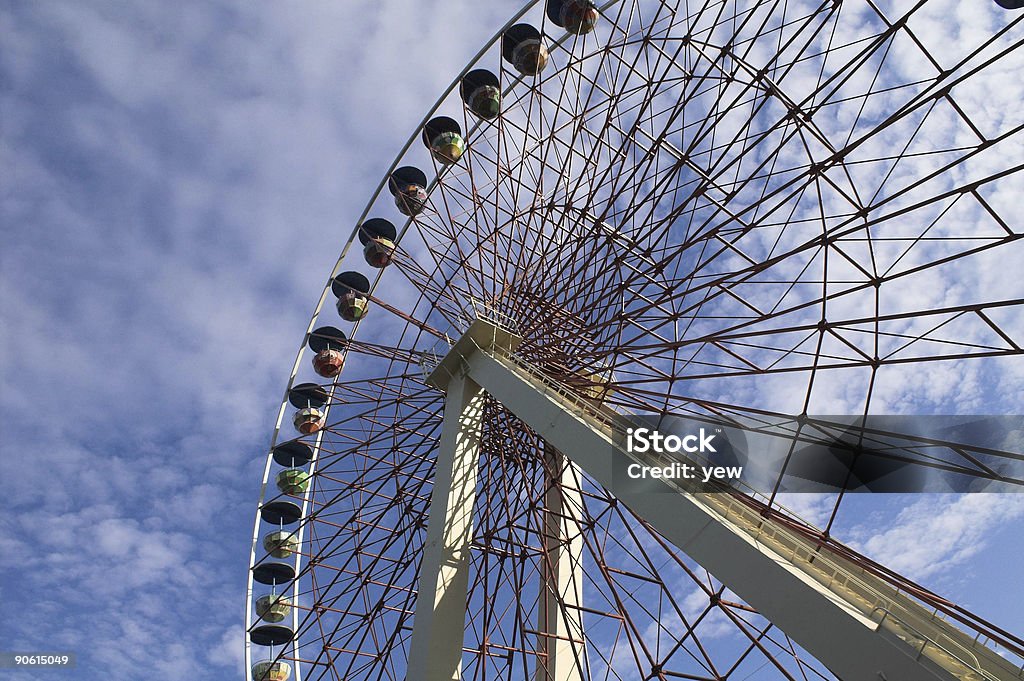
[244,1,1024,680]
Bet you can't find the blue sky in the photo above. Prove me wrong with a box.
[0,1,511,677]
[1,1,1022,679]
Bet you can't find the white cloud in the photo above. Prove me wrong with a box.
[208,624,246,672]
[848,495,1024,581]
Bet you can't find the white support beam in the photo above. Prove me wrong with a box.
[536,447,587,681]
[408,376,486,681]
[432,326,1019,681]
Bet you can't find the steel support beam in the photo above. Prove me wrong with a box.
[423,319,1019,681]
[536,446,587,681]
[408,375,486,681]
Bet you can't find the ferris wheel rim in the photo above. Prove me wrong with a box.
[243,0,610,676]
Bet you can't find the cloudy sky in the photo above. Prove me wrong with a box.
[1,1,1022,679]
